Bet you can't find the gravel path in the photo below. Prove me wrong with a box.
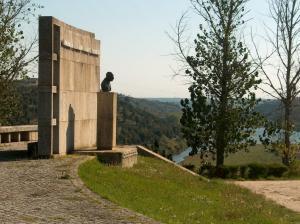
[235,180,300,213]
[0,155,160,224]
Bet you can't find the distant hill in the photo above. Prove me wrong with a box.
[255,99,300,131]
[124,97,181,117]
[117,95,186,156]
[144,98,182,105]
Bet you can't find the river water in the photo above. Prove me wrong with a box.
[172,147,192,164]
[172,128,300,164]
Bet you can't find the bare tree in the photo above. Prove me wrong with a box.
[255,0,300,165]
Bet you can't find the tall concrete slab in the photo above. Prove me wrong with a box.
[38,17,100,156]
[97,92,117,150]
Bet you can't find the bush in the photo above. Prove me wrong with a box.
[239,165,249,179]
[199,163,288,179]
[215,166,239,178]
[199,165,232,178]
[247,163,269,179]
[199,165,217,178]
[267,163,288,177]
[182,164,195,172]
[284,160,300,178]
[227,165,240,179]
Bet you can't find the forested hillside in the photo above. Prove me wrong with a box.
[14,79,38,125]
[256,99,300,131]
[117,95,186,156]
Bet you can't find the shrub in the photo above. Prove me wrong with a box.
[199,163,288,179]
[267,163,288,177]
[183,164,195,172]
[215,166,239,178]
[247,163,269,179]
[239,165,249,179]
[227,165,240,179]
[284,160,300,177]
[199,165,217,178]
[200,165,235,178]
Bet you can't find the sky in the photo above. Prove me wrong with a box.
[33,0,270,98]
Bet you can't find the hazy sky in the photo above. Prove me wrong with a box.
[35,0,269,98]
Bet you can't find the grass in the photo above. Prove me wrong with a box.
[79,156,300,224]
[224,145,282,166]
[181,145,282,170]
[181,145,300,179]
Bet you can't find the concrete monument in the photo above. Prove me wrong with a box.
[38,16,137,167]
[38,16,100,156]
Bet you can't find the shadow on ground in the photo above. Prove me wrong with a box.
[0,150,29,162]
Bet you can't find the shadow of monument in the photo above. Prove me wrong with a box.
[0,150,29,162]
[66,104,75,153]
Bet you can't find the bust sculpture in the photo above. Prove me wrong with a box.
[101,72,114,92]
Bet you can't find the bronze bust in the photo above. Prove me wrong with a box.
[101,72,114,92]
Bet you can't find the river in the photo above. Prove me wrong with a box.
[172,128,300,164]
[172,147,192,164]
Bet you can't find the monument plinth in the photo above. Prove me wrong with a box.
[97,92,117,150]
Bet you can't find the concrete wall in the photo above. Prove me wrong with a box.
[38,17,100,156]
[97,92,117,150]
[0,125,38,150]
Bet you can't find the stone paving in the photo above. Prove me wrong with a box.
[0,155,160,224]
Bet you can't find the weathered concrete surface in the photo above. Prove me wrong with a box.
[38,17,100,156]
[0,125,37,133]
[97,92,117,150]
[75,145,138,168]
[0,156,159,224]
[0,125,38,148]
[235,180,300,212]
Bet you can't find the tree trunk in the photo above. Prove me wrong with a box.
[216,30,230,169]
[283,102,291,166]
[216,138,225,167]
[216,96,227,168]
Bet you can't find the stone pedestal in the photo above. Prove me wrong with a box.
[97,92,117,150]
[74,146,138,168]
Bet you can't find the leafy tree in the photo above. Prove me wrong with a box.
[0,0,41,125]
[176,0,263,168]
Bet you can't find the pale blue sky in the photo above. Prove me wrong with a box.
[35,0,269,98]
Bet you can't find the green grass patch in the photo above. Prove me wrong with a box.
[182,145,282,169]
[182,145,300,179]
[224,145,282,166]
[78,156,300,224]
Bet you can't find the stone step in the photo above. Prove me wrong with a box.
[73,145,138,168]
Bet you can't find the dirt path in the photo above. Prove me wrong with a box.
[235,180,300,212]
[0,156,159,224]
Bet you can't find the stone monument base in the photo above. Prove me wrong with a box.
[74,145,138,168]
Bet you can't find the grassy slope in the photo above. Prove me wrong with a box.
[224,145,282,165]
[181,145,282,169]
[79,156,300,224]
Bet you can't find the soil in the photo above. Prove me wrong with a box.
[234,180,300,212]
